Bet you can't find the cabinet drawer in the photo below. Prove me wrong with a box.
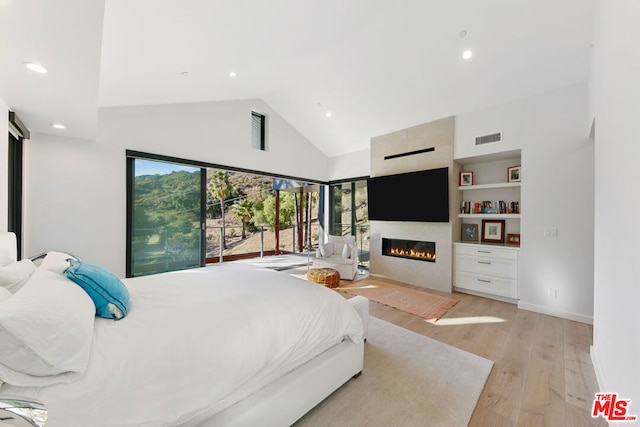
[455,245,517,260]
[454,271,518,298]
[456,255,517,279]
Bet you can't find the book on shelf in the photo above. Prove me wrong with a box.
[460,200,520,215]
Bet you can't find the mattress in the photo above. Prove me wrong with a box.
[1,263,364,426]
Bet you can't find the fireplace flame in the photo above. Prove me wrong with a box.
[389,247,436,261]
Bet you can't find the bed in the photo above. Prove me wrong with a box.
[0,232,368,426]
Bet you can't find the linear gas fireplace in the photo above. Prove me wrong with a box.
[382,238,436,263]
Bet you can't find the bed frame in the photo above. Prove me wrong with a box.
[205,295,368,426]
[0,232,368,427]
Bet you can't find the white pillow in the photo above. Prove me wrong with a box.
[0,285,8,390]
[40,251,77,274]
[0,250,13,267]
[0,233,17,266]
[0,259,37,293]
[319,242,335,258]
[341,243,352,259]
[0,288,9,390]
[0,268,95,386]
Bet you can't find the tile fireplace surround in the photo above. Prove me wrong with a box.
[369,116,460,293]
[370,221,453,292]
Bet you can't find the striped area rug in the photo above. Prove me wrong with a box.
[337,278,459,321]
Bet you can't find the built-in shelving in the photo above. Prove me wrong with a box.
[454,150,522,302]
[455,152,522,244]
[459,182,521,191]
[458,213,521,219]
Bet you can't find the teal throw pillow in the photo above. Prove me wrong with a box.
[65,259,129,320]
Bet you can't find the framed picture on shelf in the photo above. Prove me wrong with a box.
[506,233,521,246]
[507,165,521,183]
[459,171,474,186]
[461,223,478,242]
[481,219,506,243]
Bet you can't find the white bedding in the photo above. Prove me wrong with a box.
[1,263,364,426]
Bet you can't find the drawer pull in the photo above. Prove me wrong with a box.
[477,250,491,254]
[477,279,492,283]
[477,261,491,265]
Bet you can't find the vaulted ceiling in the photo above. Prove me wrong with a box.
[1,0,595,157]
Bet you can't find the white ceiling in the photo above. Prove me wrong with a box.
[1,0,595,157]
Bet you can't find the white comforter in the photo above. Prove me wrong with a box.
[2,263,364,426]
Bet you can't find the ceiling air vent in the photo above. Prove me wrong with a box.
[475,131,502,146]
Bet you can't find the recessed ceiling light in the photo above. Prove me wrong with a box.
[229,71,237,78]
[462,50,473,60]
[51,123,66,129]
[459,30,468,39]
[325,112,332,118]
[24,62,48,74]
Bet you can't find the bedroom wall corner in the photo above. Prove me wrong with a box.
[455,83,595,323]
[100,99,330,182]
[23,131,126,277]
[22,98,332,278]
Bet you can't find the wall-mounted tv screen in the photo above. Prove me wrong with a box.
[367,167,449,222]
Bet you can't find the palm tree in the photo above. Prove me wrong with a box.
[231,199,253,239]
[208,171,232,249]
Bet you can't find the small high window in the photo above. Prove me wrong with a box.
[251,111,266,151]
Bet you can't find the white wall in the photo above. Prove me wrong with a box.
[590,0,640,413]
[0,97,8,232]
[455,83,595,323]
[100,99,328,181]
[24,99,329,277]
[328,148,370,181]
[23,132,124,271]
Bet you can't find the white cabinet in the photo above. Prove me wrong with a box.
[453,243,519,301]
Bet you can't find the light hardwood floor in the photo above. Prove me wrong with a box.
[349,275,605,426]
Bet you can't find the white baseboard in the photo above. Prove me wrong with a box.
[454,287,518,304]
[590,345,606,393]
[517,301,593,324]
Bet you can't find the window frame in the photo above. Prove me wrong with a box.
[328,176,369,237]
[125,154,206,277]
[7,111,29,259]
[125,150,324,276]
[251,111,266,151]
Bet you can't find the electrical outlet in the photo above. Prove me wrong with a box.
[544,227,558,237]
[547,288,557,298]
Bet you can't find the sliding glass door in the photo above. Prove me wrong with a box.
[126,150,327,275]
[127,158,205,277]
[7,133,23,257]
[7,112,29,258]
[329,179,370,268]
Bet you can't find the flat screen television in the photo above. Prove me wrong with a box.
[367,167,449,222]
